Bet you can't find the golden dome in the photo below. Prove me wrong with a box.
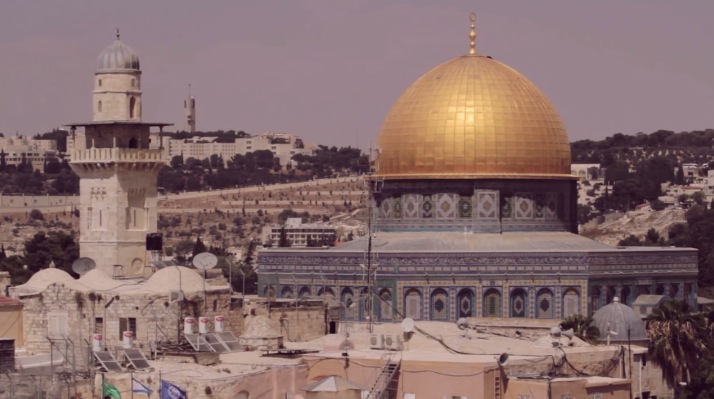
[375,54,573,180]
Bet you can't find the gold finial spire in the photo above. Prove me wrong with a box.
[468,13,477,55]
[116,28,120,40]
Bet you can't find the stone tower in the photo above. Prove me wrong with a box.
[184,86,196,133]
[68,33,170,278]
[93,31,142,122]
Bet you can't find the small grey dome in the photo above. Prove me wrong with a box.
[97,34,140,72]
[592,297,648,343]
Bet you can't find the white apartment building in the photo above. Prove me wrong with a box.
[0,134,59,170]
[162,132,315,169]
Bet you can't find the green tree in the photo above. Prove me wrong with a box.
[22,231,79,278]
[645,299,709,389]
[560,314,600,343]
[29,209,44,221]
[192,236,207,257]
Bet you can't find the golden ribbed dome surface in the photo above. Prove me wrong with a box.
[376,55,572,179]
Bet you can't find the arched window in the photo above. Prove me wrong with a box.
[280,286,293,299]
[317,287,335,299]
[237,391,249,399]
[98,79,102,87]
[299,286,311,299]
[590,286,601,312]
[131,78,136,87]
[430,288,449,320]
[379,289,393,321]
[536,288,554,319]
[621,286,632,306]
[483,288,501,317]
[510,288,527,318]
[128,137,138,149]
[129,96,136,118]
[98,100,102,112]
[456,289,474,318]
[562,289,580,318]
[263,285,275,298]
[404,289,422,320]
[606,286,616,304]
[341,288,356,320]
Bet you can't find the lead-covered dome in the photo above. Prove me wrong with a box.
[97,34,140,72]
[375,54,572,179]
[592,297,648,343]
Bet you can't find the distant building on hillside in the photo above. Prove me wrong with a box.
[269,218,336,247]
[162,132,315,170]
[0,134,59,171]
[571,163,601,181]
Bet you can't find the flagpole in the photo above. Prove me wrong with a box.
[131,372,134,399]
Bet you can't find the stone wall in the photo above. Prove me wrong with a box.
[11,283,235,355]
[0,194,78,209]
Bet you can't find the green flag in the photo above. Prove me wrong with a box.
[102,381,122,399]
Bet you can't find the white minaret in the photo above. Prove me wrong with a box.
[184,84,196,133]
[93,30,142,122]
[69,32,170,278]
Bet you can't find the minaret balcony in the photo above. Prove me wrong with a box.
[71,148,165,164]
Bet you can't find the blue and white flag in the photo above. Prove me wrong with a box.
[160,380,187,399]
[132,378,153,396]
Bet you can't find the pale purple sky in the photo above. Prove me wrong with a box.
[1,1,712,147]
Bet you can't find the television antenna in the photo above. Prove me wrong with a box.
[72,257,96,276]
[192,252,218,311]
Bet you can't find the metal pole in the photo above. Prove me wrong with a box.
[367,190,374,333]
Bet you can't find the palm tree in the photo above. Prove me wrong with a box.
[645,299,709,389]
[560,314,600,342]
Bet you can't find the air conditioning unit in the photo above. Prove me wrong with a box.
[384,334,402,351]
[369,333,384,350]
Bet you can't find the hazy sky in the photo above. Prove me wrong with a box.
[1,1,712,147]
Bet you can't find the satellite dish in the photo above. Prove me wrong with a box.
[192,252,218,270]
[550,326,562,338]
[457,317,469,330]
[151,260,167,270]
[72,257,96,276]
[401,317,415,333]
[497,353,509,366]
[562,328,575,340]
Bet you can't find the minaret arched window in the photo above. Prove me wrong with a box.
[129,97,136,118]
[98,101,102,112]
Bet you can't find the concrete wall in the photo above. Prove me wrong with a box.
[0,194,78,209]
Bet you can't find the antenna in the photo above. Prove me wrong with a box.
[192,252,218,311]
[192,252,218,270]
[72,257,97,276]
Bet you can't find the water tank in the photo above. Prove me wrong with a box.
[184,317,195,335]
[122,331,135,349]
[92,334,103,352]
[214,315,225,333]
[199,317,210,334]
